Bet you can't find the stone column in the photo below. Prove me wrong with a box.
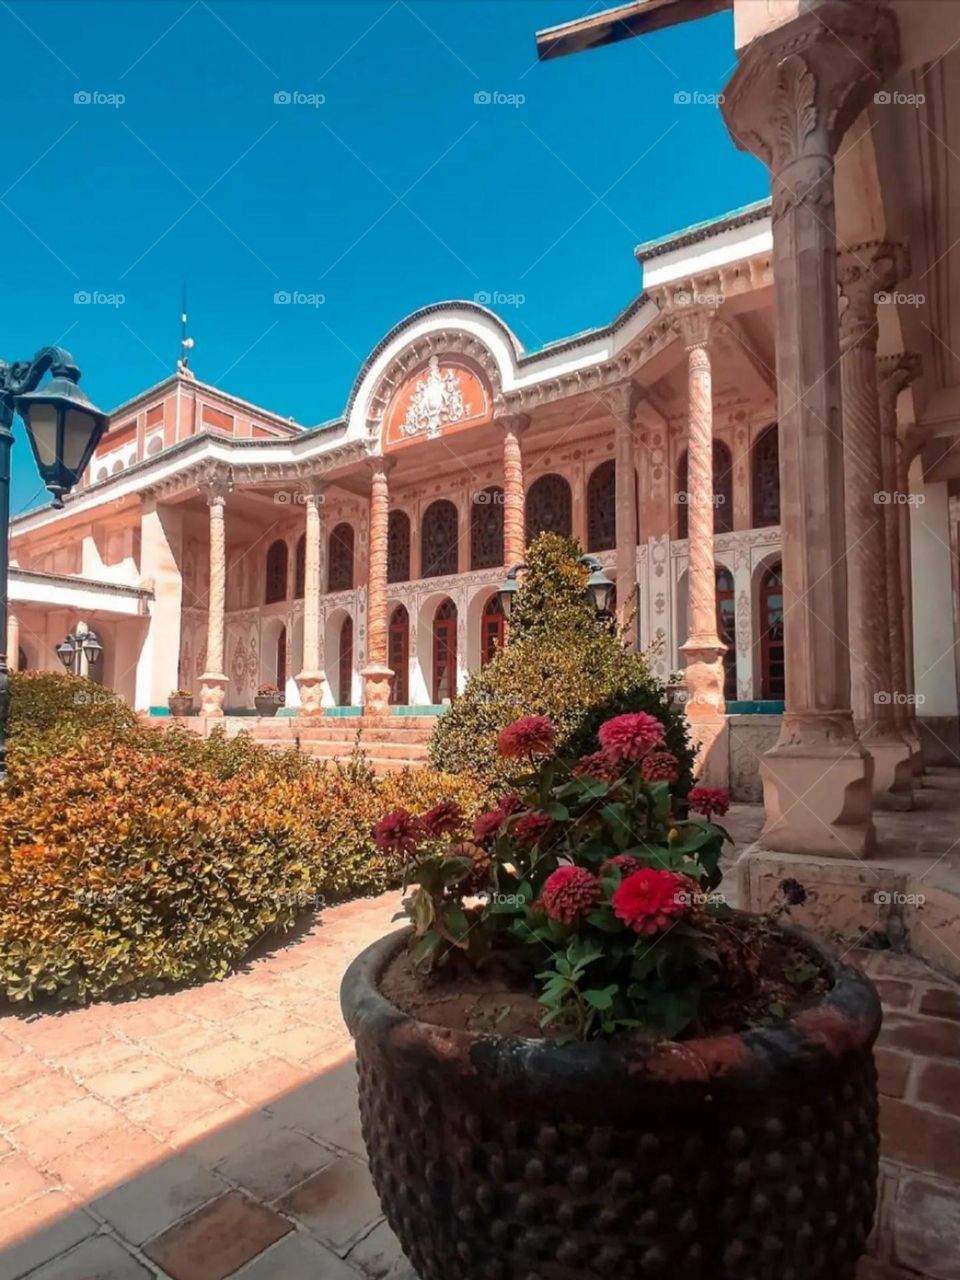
[361,455,393,714]
[199,471,231,716]
[137,497,184,712]
[721,1,899,856]
[498,413,528,568]
[677,309,725,719]
[7,611,19,674]
[296,480,327,716]
[878,352,923,773]
[602,382,640,641]
[838,244,913,807]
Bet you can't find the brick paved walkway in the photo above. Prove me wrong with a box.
[0,799,957,1280]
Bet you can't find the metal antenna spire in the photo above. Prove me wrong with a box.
[177,283,196,378]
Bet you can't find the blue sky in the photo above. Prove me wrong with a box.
[1,0,767,514]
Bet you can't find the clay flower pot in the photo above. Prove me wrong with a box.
[341,925,881,1280]
[167,694,194,717]
[254,694,284,717]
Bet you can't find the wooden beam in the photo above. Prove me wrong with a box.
[536,0,732,61]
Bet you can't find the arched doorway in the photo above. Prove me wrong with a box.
[480,595,505,666]
[432,598,457,704]
[337,616,353,706]
[716,568,737,702]
[276,625,287,690]
[759,563,785,699]
[389,605,409,705]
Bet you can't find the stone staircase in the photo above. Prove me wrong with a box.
[223,714,439,775]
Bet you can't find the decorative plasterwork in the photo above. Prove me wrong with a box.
[366,331,502,438]
[140,440,370,503]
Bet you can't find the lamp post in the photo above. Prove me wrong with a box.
[496,554,616,620]
[56,621,103,677]
[0,347,107,780]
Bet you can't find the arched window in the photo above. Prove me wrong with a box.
[387,510,411,584]
[752,423,781,528]
[675,442,734,539]
[294,535,306,599]
[716,568,737,702]
[389,605,409,706]
[526,474,572,542]
[760,563,785,700]
[471,487,504,570]
[328,523,354,592]
[422,500,458,578]
[432,598,458,704]
[265,540,288,604]
[586,460,617,552]
[480,595,505,666]
[338,616,353,706]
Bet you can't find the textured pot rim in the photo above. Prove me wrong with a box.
[340,919,882,1091]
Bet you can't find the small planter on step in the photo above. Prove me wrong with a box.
[167,690,194,717]
[254,684,285,717]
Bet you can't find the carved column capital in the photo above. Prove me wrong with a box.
[878,351,922,427]
[721,2,900,219]
[674,307,719,355]
[199,464,232,506]
[365,453,395,483]
[838,242,908,353]
[495,412,530,439]
[600,380,639,428]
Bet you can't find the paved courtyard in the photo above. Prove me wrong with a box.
[1,799,958,1280]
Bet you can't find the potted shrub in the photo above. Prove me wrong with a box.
[167,688,194,716]
[254,683,285,716]
[341,712,882,1280]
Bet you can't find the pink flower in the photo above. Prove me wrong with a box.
[498,791,524,816]
[421,800,464,838]
[599,853,643,876]
[540,866,601,925]
[472,809,505,843]
[612,868,689,935]
[641,750,681,784]
[572,750,622,782]
[372,809,424,858]
[687,787,730,820]
[497,715,556,759]
[513,812,552,846]
[597,712,665,763]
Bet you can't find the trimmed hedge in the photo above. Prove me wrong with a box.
[0,672,480,1004]
[430,533,694,790]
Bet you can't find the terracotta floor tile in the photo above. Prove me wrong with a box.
[0,1190,97,1280]
[0,1053,41,1100]
[0,1074,85,1130]
[0,1154,56,1214]
[346,1220,417,1280]
[143,1190,292,1280]
[217,1056,310,1107]
[85,1056,180,1102]
[121,1077,230,1140]
[23,1234,153,1279]
[180,1038,272,1082]
[67,1037,144,1080]
[15,1097,123,1163]
[233,1230,360,1278]
[214,1127,333,1201]
[278,1157,382,1255]
[49,1124,168,1198]
[93,1152,227,1245]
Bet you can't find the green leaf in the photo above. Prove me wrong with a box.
[583,984,618,1011]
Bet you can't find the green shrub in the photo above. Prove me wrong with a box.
[0,672,481,1004]
[430,533,694,790]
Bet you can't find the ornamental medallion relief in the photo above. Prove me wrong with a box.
[401,357,466,437]
[381,355,490,451]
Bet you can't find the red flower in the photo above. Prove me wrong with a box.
[612,867,690,935]
[641,750,681,784]
[472,808,505,843]
[540,866,601,925]
[687,787,730,820]
[421,800,464,838]
[597,712,665,763]
[572,750,622,782]
[498,791,524,816]
[372,809,424,858]
[513,812,552,846]
[599,853,642,876]
[497,715,556,759]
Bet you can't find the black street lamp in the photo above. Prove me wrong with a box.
[0,348,107,779]
[56,622,103,676]
[496,554,616,620]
